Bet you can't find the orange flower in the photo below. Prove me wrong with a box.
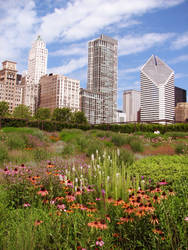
[34,220,43,226]
[150,215,159,225]
[106,197,114,203]
[37,188,49,196]
[113,199,125,206]
[65,210,73,213]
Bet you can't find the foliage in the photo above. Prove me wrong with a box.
[52,107,72,122]
[0,101,9,117]
[72,111,88,124]
[13,104,32,119]
[35,108,51,120]
[129,155,188,183]
[175,143,188,154]
[0,145,8,162]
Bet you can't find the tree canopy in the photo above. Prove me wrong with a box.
[72,111,87,124]
[0,101,9,117]
[35,108,51,120]
[13,104,31,119]
[52,107,72,122]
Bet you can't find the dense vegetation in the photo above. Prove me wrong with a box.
[0,127,187,249]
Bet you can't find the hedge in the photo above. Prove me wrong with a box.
[0,117,188,133]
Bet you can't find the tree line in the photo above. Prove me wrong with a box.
[0,101,87,124]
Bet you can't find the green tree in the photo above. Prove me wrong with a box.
[0,101,9,117]
[52,107,72,122]
[72,111,87,124]
[13,104,31,119]
[35,108,51,120]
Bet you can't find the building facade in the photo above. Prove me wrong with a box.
[22,36,48,114]
[116,110,126,123]
[140,55,175,122]
[40,74,80,112]
[84,34,118,124]
[175,102,188,122]
[175,86,186,107]
[0,61,22,113]
[123,89,140,122]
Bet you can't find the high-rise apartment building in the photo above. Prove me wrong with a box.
[0,61,22,113]
[175,86,186,107]
[39,74,80,112]
[22,36,48,114]
[175,102,188,122]
[140,55,175,122]
[82,34,118,124]
[123,89,140,122]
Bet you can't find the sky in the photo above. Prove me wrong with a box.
[0,0,188,109]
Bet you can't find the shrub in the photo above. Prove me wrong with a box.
[111,134,129,146]
[7,134,26,150]
[32,148,50,161]
[61,144,75,156]
[129,139,144,152]
[85,140,104,157]
[118,149,135,166]
[175,143,187,154]
[60,129,84,142]
[0,145,8,162]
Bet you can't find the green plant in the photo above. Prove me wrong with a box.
[175,143,187,154]
[0,145,8,162]
[111,134,129,146]
[130,139,144,152]
[61,144,75,156]
[7,134,26,150]
[32,148,50,161]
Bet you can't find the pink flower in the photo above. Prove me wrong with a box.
[23,203,31,207]
[184,217,188,222]
[57,204,66,210]
[158,180,168,185]
[37,187,49,196]
[96,198,101,201]
[96,238,104,247]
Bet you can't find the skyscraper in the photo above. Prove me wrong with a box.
[0,61,22,113]
[22,36,48,114]
[140,55,175,122]
[175,86,186,106]
[123,89,140,122]
[85,34,118,124]
[28,35,48,85]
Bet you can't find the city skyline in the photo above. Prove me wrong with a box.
[0,0,188,109]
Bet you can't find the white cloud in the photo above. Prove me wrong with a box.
[168,54,188,64]
[171,32,188,49]
[175,73,188,79]
[119,33,174,56]
[50,42,87,57]
[48,56,87,75]
[38,0,184,43]
[0,0,38,64]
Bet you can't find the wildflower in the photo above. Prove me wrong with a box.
[65,192,75,202]
[106,197,114,203]
[153,195,160,204]
[37,187,48,196]
[57,204,66,210]
[23,203,31,207]
[168,188,175,196]
[96,237,104,247]
[96,198,101,201]
[161,191,167,199]
[105,214,111,222]
[66,180,73,186]
[87,186,95,192]
[158,180,168,185]
[150,215,159,225]
[184,217,188,222]
[34,220,43,226]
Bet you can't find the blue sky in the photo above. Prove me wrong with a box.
[0,0,188,109]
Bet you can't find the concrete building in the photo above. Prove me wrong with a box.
[140,55,175,122]
[175,102,188,122]
[80,88,108,124]
[39,74,80,112]
[83,34,118,124]
[116,110,126,123]
[0,61,22,113]
[22,36,48,114]
[175,86,186,107]
[123,89,140,122]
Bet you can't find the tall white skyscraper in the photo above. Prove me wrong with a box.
[22,36,48,114]
[123,90,140,122]
[28,35,48,85]
[140,55,175,122]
